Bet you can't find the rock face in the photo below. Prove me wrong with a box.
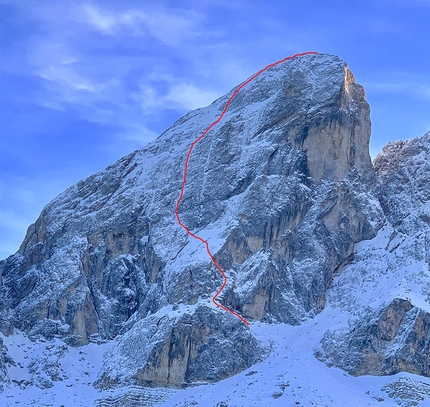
[316,298,430,377]
[0,53,384,387]
[374,131,430,231]
[95,305,265,388]
[315,130,430,381]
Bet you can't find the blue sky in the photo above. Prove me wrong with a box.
[1,0,429,259]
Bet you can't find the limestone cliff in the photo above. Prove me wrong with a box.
[0,53,384,387]
[315,130,430,383]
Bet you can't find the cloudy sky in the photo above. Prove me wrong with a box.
[1,0,429,259]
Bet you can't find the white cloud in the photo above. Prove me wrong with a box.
[13,1,223,129]
[38,64,97,93]
[81,4,118,35]
[117,123,158,144]
[134,9,202,46]
[29,40,100,106]
[25,37,131,124]
[135,81,220,115]
[3,1,234,119]
[139,85,163,112]
[164,83,219,111]
[135,79,221,115]
[78,3,203,45]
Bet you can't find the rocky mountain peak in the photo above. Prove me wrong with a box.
[0,53,385,389]
[180,53,372,184]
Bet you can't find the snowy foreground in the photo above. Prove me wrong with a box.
[2,225,430,407]
[2,315,429,406]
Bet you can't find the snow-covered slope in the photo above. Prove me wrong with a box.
[1,53,430,406]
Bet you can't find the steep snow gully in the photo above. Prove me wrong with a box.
[175,52,318,326]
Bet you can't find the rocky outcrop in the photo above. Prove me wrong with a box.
[95,305,265,388]
[0,53,384,387]
[28,344,69,389]
[316,298,430,377]
[374,131,430,232]
[382,377,430,407]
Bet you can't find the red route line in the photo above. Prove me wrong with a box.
[175,52,318,326]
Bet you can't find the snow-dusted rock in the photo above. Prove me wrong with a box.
[0,53,384,387]
[382,377,430,407]
[374,131,430,233]
[28,344,68,389]
[316,298,430,377]
[95,304,266,388]
[314,130,430,382]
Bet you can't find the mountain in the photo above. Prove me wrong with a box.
[1,53,430,406]
[316,133,430,377]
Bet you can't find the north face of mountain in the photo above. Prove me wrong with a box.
[0,53,384,388]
